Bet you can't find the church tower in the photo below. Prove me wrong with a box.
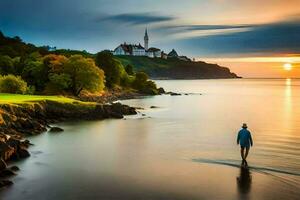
[144,28,149,51]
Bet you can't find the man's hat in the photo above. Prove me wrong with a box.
[242,123,248,128]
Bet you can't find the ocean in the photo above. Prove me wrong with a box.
[1,79,299,200]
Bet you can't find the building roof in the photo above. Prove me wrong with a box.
[147,47,160,52]
[114,43,145,53]
[168,49,178,57]
[178,56,191,61]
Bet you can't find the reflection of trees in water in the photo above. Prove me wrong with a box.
[236,163,252,197]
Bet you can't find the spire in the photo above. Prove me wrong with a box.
[144,27,149,51]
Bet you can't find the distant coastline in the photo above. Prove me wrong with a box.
[151,75,243,80]
[115,55,239,79]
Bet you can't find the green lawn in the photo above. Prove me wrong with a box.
[0,93,89,105]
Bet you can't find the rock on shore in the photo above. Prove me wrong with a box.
[49,127,64,133]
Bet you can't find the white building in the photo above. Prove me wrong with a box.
[113,28,175,60]
[147,47,161,58]
[113,44,130,55]
[132,44,146,56]
[113,43,146,56]
[113,29,148,56]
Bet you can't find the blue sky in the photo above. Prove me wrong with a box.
[0,0,299,57]
[1,0,300,77]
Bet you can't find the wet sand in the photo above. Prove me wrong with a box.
[1,155,299,200]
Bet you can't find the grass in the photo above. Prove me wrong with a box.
[0,93,93,105]
[115,55,171,71]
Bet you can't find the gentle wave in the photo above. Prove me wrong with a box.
[256,139,300,148]
[255,146,300,157]
[192,158,300,177]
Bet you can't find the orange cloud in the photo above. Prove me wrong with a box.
[201,56,300,78]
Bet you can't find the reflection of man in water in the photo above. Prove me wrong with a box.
[237,164,252,195]
[237,123,253,165]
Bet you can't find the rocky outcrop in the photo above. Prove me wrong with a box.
[9,166,19,171]
[0,134,30,188]
[166,92,182,96]
[0,100,137,188]
[0,158,7,171]
[42,101,136,121]
[158,87,165,94]
[0,179,13,188]
[0,101,137,137]
[49,127,64,133]
[0,136,30,160]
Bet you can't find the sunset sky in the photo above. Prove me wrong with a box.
[1,0,300,77]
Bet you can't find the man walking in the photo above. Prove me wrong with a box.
[237,123,253,165]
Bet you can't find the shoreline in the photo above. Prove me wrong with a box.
[0,92,140,188]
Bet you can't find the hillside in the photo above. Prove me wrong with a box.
[0,32,48,57]
[0,31,92,58]
[115,55,239,79]
[0,31,239,80]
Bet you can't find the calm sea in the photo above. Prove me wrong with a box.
[1,79,300,200]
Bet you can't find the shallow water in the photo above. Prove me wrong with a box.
[1,79,300,200]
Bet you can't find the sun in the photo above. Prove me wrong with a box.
[283,63,292,71]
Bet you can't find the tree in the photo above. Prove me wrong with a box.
[0,55,15,75]
[48,73,72,90]
[125,64,134,75]
[64,55,105,95]
[120,74,134,88]
[95,51,125,88]
[0,74,28,94]
[13,36,22,43]
[22,59,48,91]
[52,49,93,58]
[42,54,70,94]
[43,54,68,73]
[0,31,4,39]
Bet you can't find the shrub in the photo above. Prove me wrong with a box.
[0,74,28,94]
[120,74,135,88]
[132,72,158,94]
[26,85,36,95]
[125,64,134,75]
[140,80,159,95]
[133,72,148,90]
